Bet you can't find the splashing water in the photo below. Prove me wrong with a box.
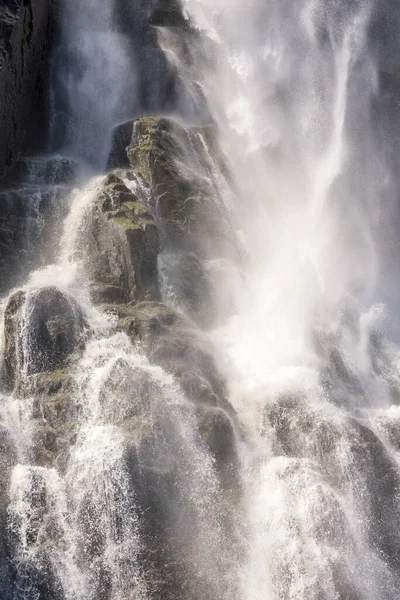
[178,1,400,598]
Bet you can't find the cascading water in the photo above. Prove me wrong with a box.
[3,0,400,599]
[177,1,400,598]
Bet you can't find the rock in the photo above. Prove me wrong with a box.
[0,159,29,185]
[100,301,232,417]
[195,406,239,489]
[0,0,50,178]
[150,0,189,27]
[98,358,166,425]
[158,251,215,328]
[127,117,235,259]
[0,185,69,293]
[43,156,77,185]
[265,394,400,570]
[107,121,132,170]
[81,175,161,304]
[4,287,85,387]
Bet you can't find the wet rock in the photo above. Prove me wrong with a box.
[265,395,400,571]
[159,251,215,328]
[4,287,85,386]
[43,156,77,185]
[82,175,160,304]
[195,406,239,489]
[0,185,69,293]
[107,121,132,170]
[0,0,50,178]
[150,0,188,27]
[127,117,235,257]
[104,301,229,410]
[99,358,166,425]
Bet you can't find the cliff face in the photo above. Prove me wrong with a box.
[0,0,50,178]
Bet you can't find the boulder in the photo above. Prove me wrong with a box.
[107,121,132,170]
[158,251,216,327]
[4,287,85,387]
[195,406,239,489]
[150,0,189,27]
[0,185,69,293]
[81,175,161,304]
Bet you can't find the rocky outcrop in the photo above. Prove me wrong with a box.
[108,116,239,326]
[0,0,50,178]
[81,174,161,304]
[0,183,69,293]
[127,117,234,257]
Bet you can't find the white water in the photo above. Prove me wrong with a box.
[178,1,400,598]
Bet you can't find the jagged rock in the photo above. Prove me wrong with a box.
[195,406,239,489]
[81,175,160,304]
[0,0,50,178]
[126,117,235,258]
[265,394,400,570]
[0,185,69,293]
[4,287,85,386]
[150,0,188,27]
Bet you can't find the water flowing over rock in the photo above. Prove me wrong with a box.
[4,286,85,386]
[3,0,400,599]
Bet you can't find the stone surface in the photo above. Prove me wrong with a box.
[265,394,400,570]
[127,116,234,258]
[100,301,233,416]
[0,0,50,178]
[43,156,78,185]
[4,286,85,387]
[0,185,69,294]
[81,174,161,304]
[107,121,132,170]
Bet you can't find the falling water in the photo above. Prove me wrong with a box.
[178,1,400,599]
[4,0,400,599]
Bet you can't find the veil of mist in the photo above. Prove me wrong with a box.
[2,1,400,599]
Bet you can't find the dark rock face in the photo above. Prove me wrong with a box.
[108,121,132,170]
[81,174,161,304]
[43,156,77,185]
[0,0,50,178]
[0,182,70,295]
[4,286,85,387]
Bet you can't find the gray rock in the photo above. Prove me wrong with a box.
[107,121,132,170]
[81,175,161,304]
[127,116,235,260]
[43,156,77,185]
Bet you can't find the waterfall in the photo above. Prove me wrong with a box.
[3,0,400,599]
[179,1,400,598]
